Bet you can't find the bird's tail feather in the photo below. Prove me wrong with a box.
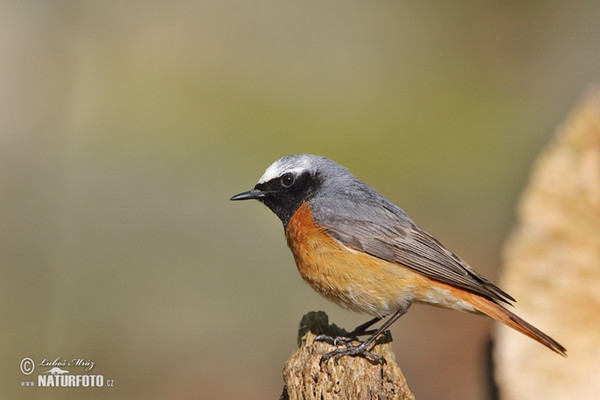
[457,291,567,357]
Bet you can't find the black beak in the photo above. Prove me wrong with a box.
[230,189,266,201]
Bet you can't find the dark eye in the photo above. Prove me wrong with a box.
[280,173,295,188]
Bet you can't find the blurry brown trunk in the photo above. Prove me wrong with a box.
[281,311,414,400]
[495,84,600,399]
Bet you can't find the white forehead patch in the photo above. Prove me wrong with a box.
[257,155,311,184]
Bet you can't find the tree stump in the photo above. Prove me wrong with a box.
[281,311,414,400]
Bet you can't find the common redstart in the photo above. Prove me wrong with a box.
[231,154,566,363]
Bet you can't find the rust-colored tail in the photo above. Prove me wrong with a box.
[458,292,567,357]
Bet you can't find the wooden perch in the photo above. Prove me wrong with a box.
[495,84,600,399]
[281,311,414,400]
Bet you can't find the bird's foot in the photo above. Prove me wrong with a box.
[319,342,387,365]
[314,333,358,346]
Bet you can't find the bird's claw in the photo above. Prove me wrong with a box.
[319,343,387,365]
[314,333,356,346]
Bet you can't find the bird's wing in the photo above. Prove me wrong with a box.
[311,197,514,305]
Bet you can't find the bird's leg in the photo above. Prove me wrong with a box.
[314,316,382,345]
[320,306,410,365]
[348,316,384,337]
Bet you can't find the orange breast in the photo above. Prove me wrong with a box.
[285,201,479,316]
[285,201,432,316]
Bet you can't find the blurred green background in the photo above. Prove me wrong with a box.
[2,1,599,399]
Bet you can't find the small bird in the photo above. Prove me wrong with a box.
[231,154,566,363]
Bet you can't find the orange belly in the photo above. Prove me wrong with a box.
[285,201,477,316]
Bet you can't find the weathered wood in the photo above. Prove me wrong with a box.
[495,84,600,399]
[281,311,414,400]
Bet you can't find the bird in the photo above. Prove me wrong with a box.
[230,154,567,363]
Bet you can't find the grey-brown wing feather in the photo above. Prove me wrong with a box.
[311,195,514,305]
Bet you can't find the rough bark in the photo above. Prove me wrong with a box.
[495,84,600,399]
[281,311,414,400]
